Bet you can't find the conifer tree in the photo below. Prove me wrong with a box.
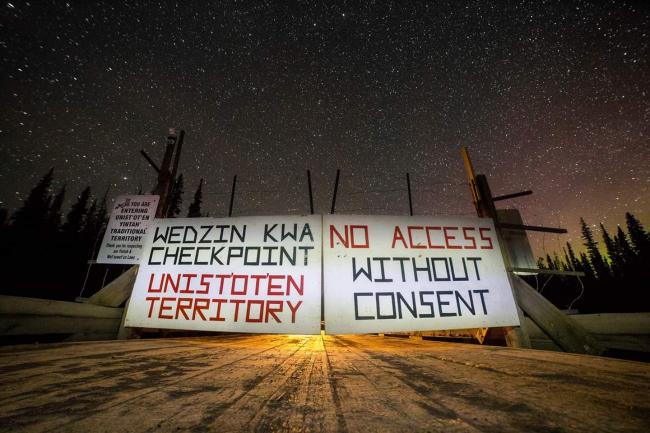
[579,252,595,280]
[166,174,184,218]
[580,218,609,280]
[11,168,54,232]
[47,184,66,232]
[566,242,582,271]
[625,212,649,257]
[614,226,636,267]
[187,178,203,218]
[601,224,621,277]
[62,187,91,234]
[0,208,8,229]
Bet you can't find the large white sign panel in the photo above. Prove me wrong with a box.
[125,215,322,334]
[96,195,159,264]
[323,215,520,334]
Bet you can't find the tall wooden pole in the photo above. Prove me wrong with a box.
[163,129,184,217]
[153,129,178,217]
[460,147,531,349]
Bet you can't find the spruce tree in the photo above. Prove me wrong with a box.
[625,212,649,257]
[580,218,610,280]
[545,253,556,270]
[601,224,621,277]
[47,184,66,232]
[566,242,582,271]
[614,226,636,267]
[166,174,184,218]
[0,208,8,229]
[63,187,91,234]
[11,168,54,232]
[187,178,203,218]
[579,252,595,280]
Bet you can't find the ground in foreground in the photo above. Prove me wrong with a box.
[1,334,649,432]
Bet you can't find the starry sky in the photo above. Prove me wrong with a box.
[1,0,648,256]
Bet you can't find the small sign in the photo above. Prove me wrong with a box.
[323,215,520,334]
[125,215,322,334]
[96,195,159,264]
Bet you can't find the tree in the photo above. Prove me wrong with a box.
[62,187,91,234]
[47,184,66,232]
[166,174,184,218]
[601,224,622,277]
[187,178,203,218]
[625,212,649,257]
[580,218,609,280]
[565,242,582,271]
[11,168,54,233]
[615,226,636,267]
[0,207,8,229]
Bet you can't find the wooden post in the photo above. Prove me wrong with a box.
[461,147,531,349]
[307,170,314,215]
[330,169,340,214]
[406,172,413,216]
[154,129,178,218]
[461,146,480,212]
[228,175,237,217]
[163,129,184,217]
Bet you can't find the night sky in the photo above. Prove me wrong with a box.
[1,1,648,255]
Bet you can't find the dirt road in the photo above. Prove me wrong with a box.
[1,334,648,432]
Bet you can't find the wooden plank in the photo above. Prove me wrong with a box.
[0,314,120,336]
[512,276,605,355]
[87,265,138,307]
[0,295,123,319]
[574,313,650,335]
[0,335,648,433]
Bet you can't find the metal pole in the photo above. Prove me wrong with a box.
[307,170,314,214]
[228,175,237,217]
[406,172,413,216]
[330,169,340,214]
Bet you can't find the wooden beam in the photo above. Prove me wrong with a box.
[0,295,123,319]
[140,150,160,173]
[0,314,120,336]
[460,147,480,210]
[511,275,604,355]
[497,222,567,234]
[492,190,533,202]
[509,267,585,277]
[87,266,139,308]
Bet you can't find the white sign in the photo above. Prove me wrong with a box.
[323,215,520,334]
[125,215,322,334]
[96,195,159,264]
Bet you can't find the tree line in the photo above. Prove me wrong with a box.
[530,214,649,313]
[0,169,648,312]
[0,169,204,301]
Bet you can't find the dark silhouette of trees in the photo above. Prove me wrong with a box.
[0,171,111,301]
[536,213,649,313]
[187,178,203,217]
[166,174,184,218]
[11,168,54,235]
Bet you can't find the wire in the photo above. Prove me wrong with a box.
[540,274,554,294]
[567,275,585,311]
